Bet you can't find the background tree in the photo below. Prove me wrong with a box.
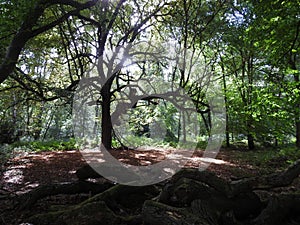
[250,0,300,148]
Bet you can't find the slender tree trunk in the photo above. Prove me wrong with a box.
[247,119,255,150]
[93,104,100,136]
[101,86,113,150]
[294,75,300,148]
[182,112,186,142]
[26,102,32,138]
[222,71,230,148]
[11,93,18,142]
[291,57,300,148]
[200,112,210,136]
[33,102,45,140]
[275,138,278,147]
[43,106,55,140]
[224,106,230,148]
[247,133,255,150]
[296,121,300,148]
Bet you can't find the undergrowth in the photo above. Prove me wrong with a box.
[10,138,78,152]
[228,144,300,172]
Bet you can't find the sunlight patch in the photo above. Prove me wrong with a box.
[199,157,228,165]
[3,168,24,184]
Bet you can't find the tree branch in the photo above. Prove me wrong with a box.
[0,0,98,85]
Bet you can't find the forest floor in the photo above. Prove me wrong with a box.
[0,148,273,193]
[0,147,299,224]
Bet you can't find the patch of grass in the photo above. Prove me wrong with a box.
[230,149,274,165]
[229,145,300,173]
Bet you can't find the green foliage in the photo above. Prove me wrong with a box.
[0,0,299,151]
[0,144,14,166]
[11,138,77,152]
[126,100,180,146]
[278,146,300,164]
[123,135,174,149]
[195,136,209,149]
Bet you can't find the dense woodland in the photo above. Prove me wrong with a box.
[0,0,300,224]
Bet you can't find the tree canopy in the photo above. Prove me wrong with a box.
[0,0,299,150]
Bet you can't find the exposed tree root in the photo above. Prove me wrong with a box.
[16,180,113,210]
[13,160,300,225]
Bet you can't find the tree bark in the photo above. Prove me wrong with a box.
[25,184,159,225]
[251,193,300,225]
[248,133,255,150]
[292,59,300,148]
[296,121,300,148]
[221,58,230,148]
[294,72,300,148]
[101,85,113,150]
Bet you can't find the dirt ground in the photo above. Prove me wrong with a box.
[0,148,262,194]
[0,148,299,224]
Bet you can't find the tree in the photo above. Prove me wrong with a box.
[1,0,170,147]
[249,0,300,148]
[0,0,100,142]
[76,0,172,149]
[218,1,259,149]
[214,0,300,149]
[0,0,98,84]
[159,0,228,137]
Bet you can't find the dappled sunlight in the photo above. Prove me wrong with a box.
[22,182,40,192]
[3,168,24,184]
[198,157,229,165]
[163,167,176,174]
[80,147,235,168]
[0,150,85,193]
[0,148,264,193]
